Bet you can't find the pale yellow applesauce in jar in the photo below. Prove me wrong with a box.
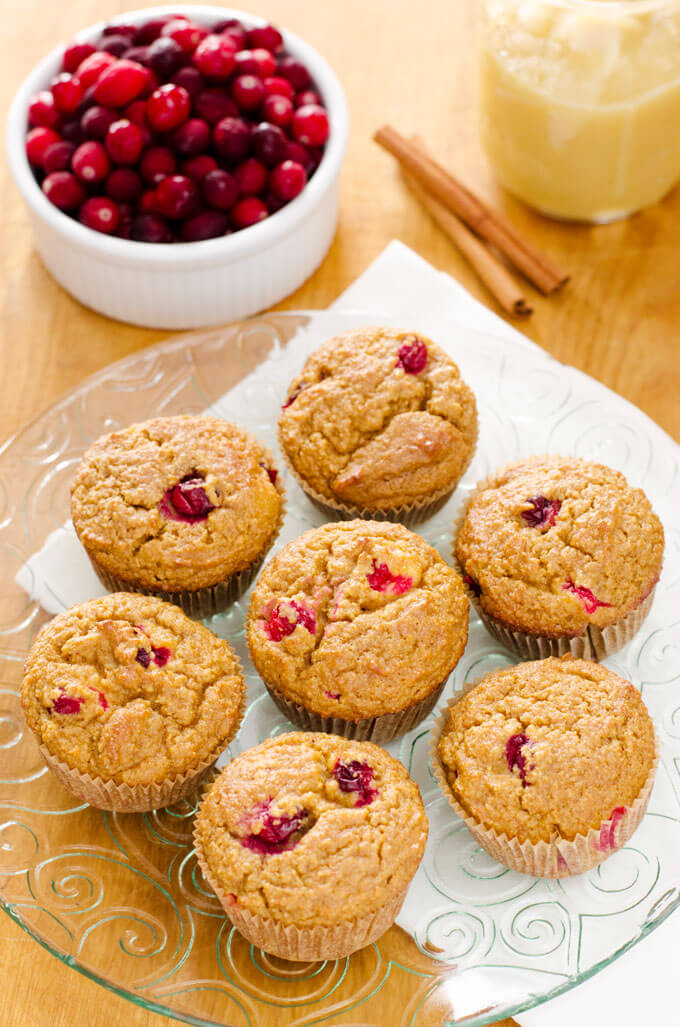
[479,0,680,221]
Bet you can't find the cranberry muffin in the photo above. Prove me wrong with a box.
[71,415,285,618]
[278,326,478,522]
[194,732,428,959]
[247,520,469,742]
[21,593,245,811]
[454,456,664,660]
[432,657,657,876]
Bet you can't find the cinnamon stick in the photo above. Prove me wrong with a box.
[374,124,569,296]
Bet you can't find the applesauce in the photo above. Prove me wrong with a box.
[479,0,680,221]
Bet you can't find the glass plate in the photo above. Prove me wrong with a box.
[1,311,679,1027]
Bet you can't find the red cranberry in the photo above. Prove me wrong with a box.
[72,140,110,183]
[139,188,160,214]
[261,94,293,129]
[102,23,137,40]
[93,59,149,107]
[43,140,75,173]
[333,760,378,806]
[214,18,247,48]
[265,189,288,214]
[26,126,62,167]
[156,174,198,219]
[521,496,562,530]
[134,16,175,45]
[180,210,228,241]
[506,734,532,786]
[99,34,132,58]
[192,34,237,79]
[122,99,148,128]
[241,803,309,854]
[79,196,120,233]
[60,119,86,145]
[251,122,287,166]
[464,573,482,597]
[202,168,239,209]
[297,90,322,108]
[52,692,85,715]
[172,117,210,156]
[76,51,116,89]
[397,337,428,374]
[193,88,238,124]
[231,195,267,229]
[161,18,206,54]
[147,35,186,78]
[122,45,151,66]
[277,56,311,91]
[105,119,144,164]
[248,24,284,53]
[63,41,96,74]
[285,139,315,172]
[234,157,267,195]
[263,75,294,100]
[140,145,176,184]
[366,559,413,594]
[231,74,265,112]
[269,159,307,201]
[80,104,118,140]
[171,65,205,98]
[292,104,329,147]
[146,83,191,131]
[182,153,217,180]
[234,48,276,78]
[562,580,612,614]
[131,212,171,242]
[42,170,86,209]
[213,116,250,162]
[160,473,214,520]
[106,166,142,202]
[51,73,84,114]
[263,600,316,641]
[28,90,60,128]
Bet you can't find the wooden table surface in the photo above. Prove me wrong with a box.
[2,0,679,1025]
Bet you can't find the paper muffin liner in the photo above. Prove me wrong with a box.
[451,457,659,661]
[429,690,659,878]
[86,457,286,620]
[193,826,409,960]
[277,407,479,527]
[264,677,448,744]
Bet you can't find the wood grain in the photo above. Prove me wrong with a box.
[1,0,678,1024]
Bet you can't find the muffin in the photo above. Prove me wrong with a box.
[432,657,657,877]
[454,455,664,660]
[71,415,285,618]
[278,326,478,522]
[193,732,428,959]
[21,593,245,811]
[247,520,469,742]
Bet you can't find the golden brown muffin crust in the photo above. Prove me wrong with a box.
[247,520,469,719]
[71,415,283,591]
[455,456,664,636]
[194,733,428,926]
[21,594,244,786]
[278,327,478,510]
[437,657,655,844]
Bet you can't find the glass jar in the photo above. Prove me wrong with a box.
[479,0,680,221]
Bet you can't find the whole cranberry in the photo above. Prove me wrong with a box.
[161,18,206,54]
[63,41,96,74]
[76,51,116,89]
[182,153,217,180]
[193,88,237,124]
[146,83,191,131]
[261,94,293,128]
[251,121,287,166]
[122,99,148,128]
[171,65,205,98]
[248,24,284,53]
[269,159,307,201]
[172,117,211,156]
[102,23,137,40]
[106,166,142,202]
[140,145,176,184]
[122,45,151,66]
[214,18,247,49]
[292,104,329,147]
[265,189,287,214]
[79,196,120,233]
[80,104,118,140]
[72,139,110,183]
[134,16,175,45]
[213,116,250,162]
[192,34,237,79]
[285,139,315,172]
[234,48,276,78]
[202,168,239,209]
[131,212,171,242]
[139,188,160,213]
[42,170,86,209]
[43,140,76,173]
[147,36,186,78]
[51,73,84,114]
[99,34,131,58]
[60,119,86,145]
[26,126,63,167]
[93,59,149,106]
[296,89,322,107]
[231,74,265,112]
[155,174,198,219]
[277,57,311,92]
[180,209,228,241]
[105,119,144,164]
[231,195,267,229]
[28,90,61,128]
[234,157,267,195]
[263,75,294,100]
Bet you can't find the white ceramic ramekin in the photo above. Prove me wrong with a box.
[6,6,349,329]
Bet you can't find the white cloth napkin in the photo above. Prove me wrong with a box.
[16,239,678,1025]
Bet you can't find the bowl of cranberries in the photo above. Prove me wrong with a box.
[7,6,348,328]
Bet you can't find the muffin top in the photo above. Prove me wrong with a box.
[278,327,478,510]
[21,594,244,787]
[455,456,664,636]
[194,732,428,927]
[71,415,283,592]
[247,520,469,719]
[437,657,656,844]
